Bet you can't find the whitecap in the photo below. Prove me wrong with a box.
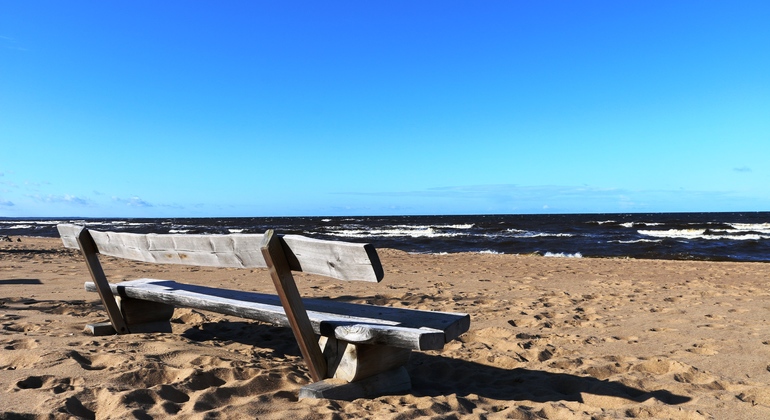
[729,222,770,234]
[505,229,574,238]
[639,229,770,241]
[638,229,707,239]
[7,224,33,229]
[543,252,582,258]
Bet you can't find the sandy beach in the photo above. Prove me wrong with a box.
[2,236,770,419]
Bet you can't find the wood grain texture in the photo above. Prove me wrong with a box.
[320,336,411,382]
[119,297,174,325]
[261,229,328,382]
[57,224,383,282]
[76,228,129,334]
[85,279,469,350]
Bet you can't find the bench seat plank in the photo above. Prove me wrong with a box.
[86,279,470,351]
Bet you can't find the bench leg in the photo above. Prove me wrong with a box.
[299,366,411,400]
[85,298,174,336]
[319,336,411,382]
[298,337,412,400]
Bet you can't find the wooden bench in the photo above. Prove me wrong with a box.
[57,224,470,399]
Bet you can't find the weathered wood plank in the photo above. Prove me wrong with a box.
[85,279,469,350]
[85,321,117,336]
[76,228,130,334]
[119,297,174,326]
[282,235,384,283]
[58,224,83,249]
[261,229,328,382]
[320,336,411,382]
[57,224,383,282]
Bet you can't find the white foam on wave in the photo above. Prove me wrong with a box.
[325,224,471,239]
[639,229,707,239]
[639,229,770,241]
[392,223,474,230]
[543,252,582,258]
[621,222,663,228]
[326,228,455,238]
[169,229,190,234]
[6,224,33,229]
[0,220,65,226]
[228,229,245,233]
[729,222,770,234]
[506,229,574,238]
[614,239,663,244]
[446,224,475,229]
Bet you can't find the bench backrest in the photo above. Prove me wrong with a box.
[57,224,384,283]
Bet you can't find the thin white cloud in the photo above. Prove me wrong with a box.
[0,199,14,207]
[27,194,91,206]
[1,35,28,52]
[113,196,153,207]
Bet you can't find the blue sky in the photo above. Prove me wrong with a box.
[2,1,769,217]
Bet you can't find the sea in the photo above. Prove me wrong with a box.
[2,212,770,263]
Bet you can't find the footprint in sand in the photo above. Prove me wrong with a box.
[15,375,83,394]
[634,358,690,375]
[62,396,96,420]
[67,350,113,371]
[687,342,719,355]
[0,350,42,370]
[2,338,39,350]
[673,367,728,390]
[738,386,770,407]
[2,322,41,332]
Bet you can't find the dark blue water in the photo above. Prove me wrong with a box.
[2,213,769,262]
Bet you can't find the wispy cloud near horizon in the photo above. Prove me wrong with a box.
[113,196,153,208]
[27,194,91,206]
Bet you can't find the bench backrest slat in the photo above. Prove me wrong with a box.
[57,224,384,283]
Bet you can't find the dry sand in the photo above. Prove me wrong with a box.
[2,236,770,419]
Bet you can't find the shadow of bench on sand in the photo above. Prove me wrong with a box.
[0,279,43,285]
[181,321,690,405]
[408,352,691,405]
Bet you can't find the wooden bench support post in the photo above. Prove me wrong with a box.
[77,228,129,335]
[298,336,412,399]
[299,367,411,400]
[261,230,328,382]
[320,336,411,382]
[119,297,174,333]
[86,297,175,336]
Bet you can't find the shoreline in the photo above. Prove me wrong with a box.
[2,237,770,418]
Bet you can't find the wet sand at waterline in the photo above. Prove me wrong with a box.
[2,237,770,419]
